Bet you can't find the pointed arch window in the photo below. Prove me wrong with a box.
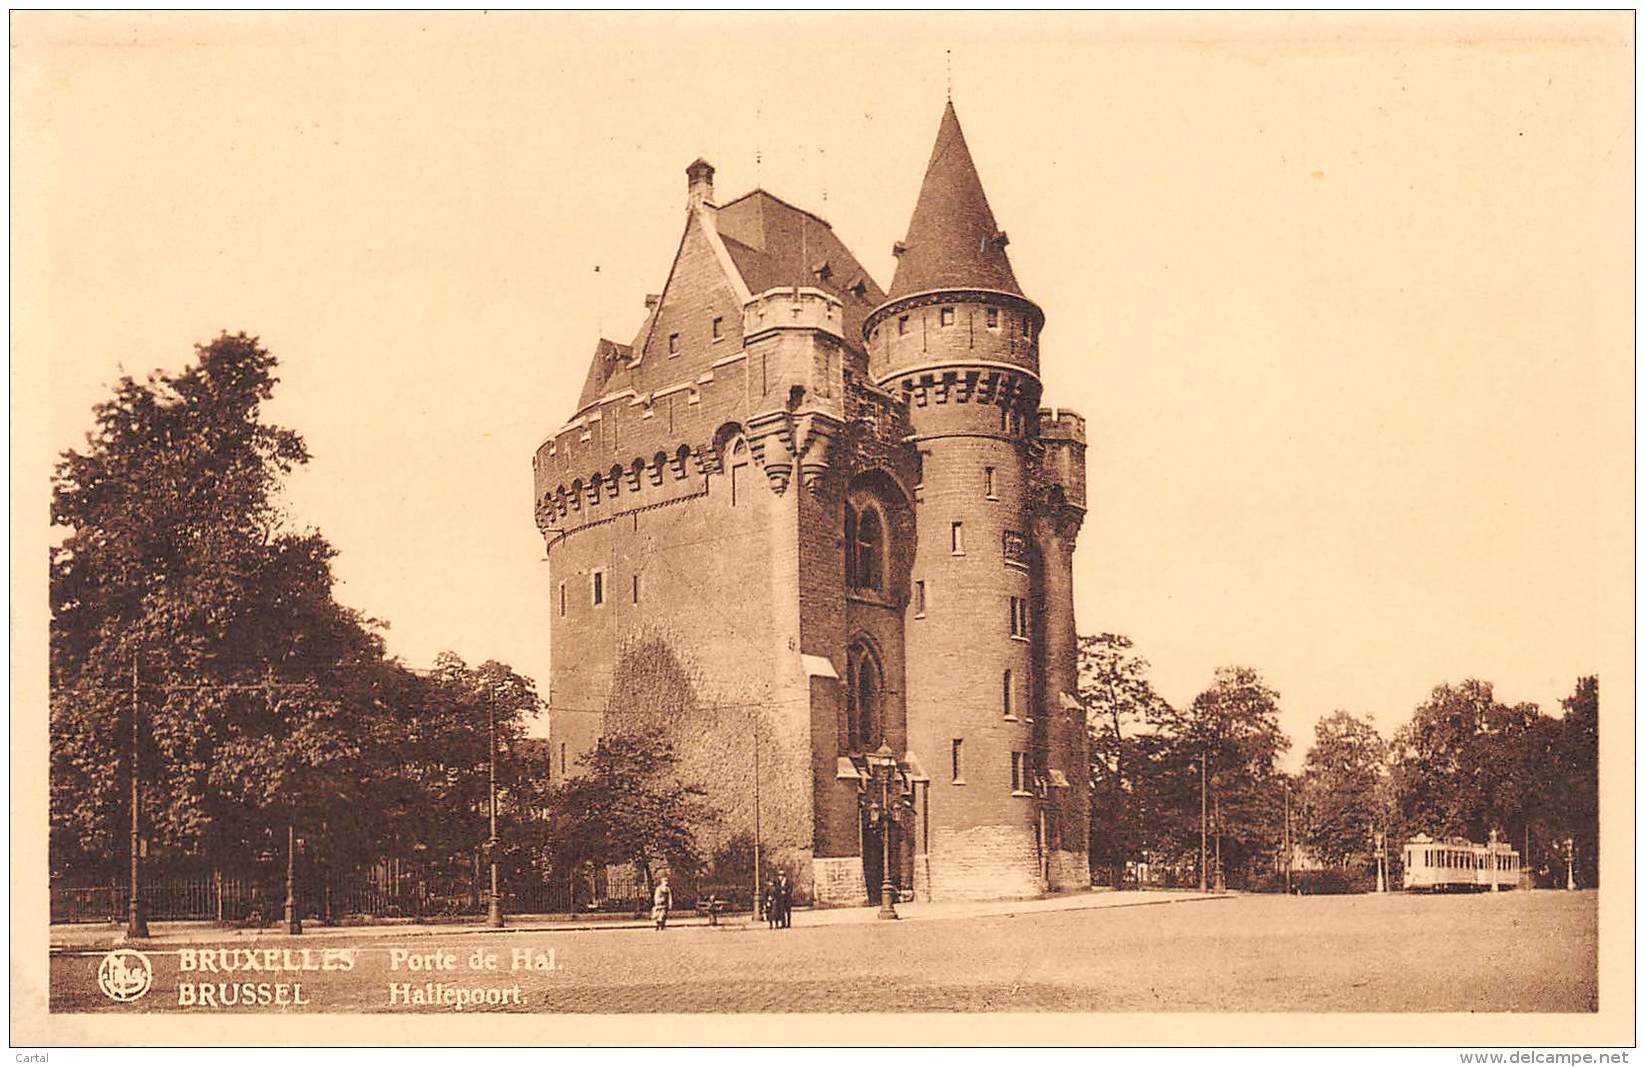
[854,509,883,591]
[845,642,883,753]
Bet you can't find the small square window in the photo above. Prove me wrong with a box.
[592,570,605,606]
[668,332,681,355]
[711,316,723,340]
[898,315,909,336]
[939,306,955,327]
[986,307,999,329]
[950,521,965,555]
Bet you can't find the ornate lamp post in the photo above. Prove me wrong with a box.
[1564,836,1575,891]
[485,698,504,928]
[868,743,899,920]
[1375,831,1387,893]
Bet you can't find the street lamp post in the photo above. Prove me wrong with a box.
[1198,755,1208,893]
[126,655,149,940]
[1375,831,1387,893]
[1564,836,1575,891]
[284,823,301,935]
[486,698,504,928]
[1282,780,1291,896]
[870,743,899,920]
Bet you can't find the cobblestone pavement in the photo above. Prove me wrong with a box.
[48,890,1595,1014]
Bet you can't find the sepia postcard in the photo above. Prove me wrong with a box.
[9,10,1636,1050]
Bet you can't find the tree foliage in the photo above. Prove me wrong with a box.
[1297,710,1388,866]
[48,333,550,898]
[546,729,716,892]
[1078,633,1169,883]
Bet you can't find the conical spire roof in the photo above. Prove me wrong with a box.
[886,100,1023,300]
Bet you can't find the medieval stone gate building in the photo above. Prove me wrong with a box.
[532,101,1090,904]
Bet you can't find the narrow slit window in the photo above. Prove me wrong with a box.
[711,316,724,340]
[668,332,681,355]
[1010,596,1028,638]
[592,570,604,606]
[1002,670,1014,717]
[951,739,964,783]
[898,315,909,336]
[950,521,964,555]
[984,467,997,499]
[914,580,926,617]
[559,581,567,617]
[632,574,640,604]
[1011,751,1028,793]
[986,307,999,329]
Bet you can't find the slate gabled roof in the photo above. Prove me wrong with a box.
[886,100,1023,300]
[716,190,885,350]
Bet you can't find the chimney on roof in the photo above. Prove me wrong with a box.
[686,158,716,211]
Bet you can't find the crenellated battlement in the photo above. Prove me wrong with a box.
[742,286,844,344]
[1033,406,1087,516]
[1037,407,1086,446]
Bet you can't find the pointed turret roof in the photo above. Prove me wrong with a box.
[886,100,1022,300]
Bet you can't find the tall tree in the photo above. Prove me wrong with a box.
[1154,666,1290,886]
[1297,711,1388,867]
[548,729,715,894]
[1554,676,1599,886]
[50,333,372,874]
[1078,633,1171,883]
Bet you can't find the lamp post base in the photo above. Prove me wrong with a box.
[284,900,301,935]
[125,902,149,940]
[487,901,505,929]
[877,881,898,920]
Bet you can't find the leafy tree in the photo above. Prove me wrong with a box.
[1554,676,1598,886]
[1078,633,1171,883]
[49,333,371,875]
[1297,711,1388,866]
[547,729,716,894]
[1153,666,1290,886]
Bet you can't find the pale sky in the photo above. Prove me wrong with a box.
[15,12,1633,769]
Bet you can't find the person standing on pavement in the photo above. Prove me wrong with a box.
[652,877,672,930]
[776,872,792,929]
[763,879,778,930]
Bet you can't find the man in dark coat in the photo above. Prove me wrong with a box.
[776,873,793,928]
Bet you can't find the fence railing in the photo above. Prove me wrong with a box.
[51,867,749,926]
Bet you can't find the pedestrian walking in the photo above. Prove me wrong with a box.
[776,872,792,929]
[652,877,672,930]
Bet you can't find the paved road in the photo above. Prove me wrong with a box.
[49,890,1595,1014]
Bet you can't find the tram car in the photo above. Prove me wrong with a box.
[1402,833,1521,891]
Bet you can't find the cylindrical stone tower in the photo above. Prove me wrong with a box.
[864,101,1058,900]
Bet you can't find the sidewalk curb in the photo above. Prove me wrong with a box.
[48,891,1233,954]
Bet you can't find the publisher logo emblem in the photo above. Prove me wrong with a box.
[97,948,153,1003]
